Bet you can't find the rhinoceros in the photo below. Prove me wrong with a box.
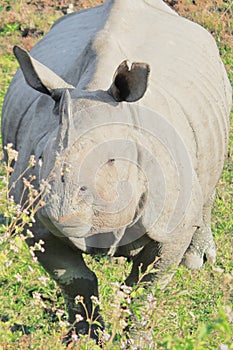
[2,0,232,342]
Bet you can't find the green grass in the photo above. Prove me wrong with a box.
[0,1,233,349]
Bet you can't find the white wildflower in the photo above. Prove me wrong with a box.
[38,276,49,286]
[14,273,22,282]
[102,331,111,342]
[10,244,19,253]
[75,295,84,303]
[219,345,228,350]
[29,155,36,166]
[28,265,34,272]
[71,333,79,342]
[6,260,13,268]
[75,314,84,322]
[59,320,69,328]
[33,292,42,300]
[4,143,13,150]
[26,229,34,238]
[90,295,100,305]
[120,284,132,294]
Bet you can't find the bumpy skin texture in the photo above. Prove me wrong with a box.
[2,0,232,341]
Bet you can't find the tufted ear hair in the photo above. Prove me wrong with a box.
[13,45,75,100]
[109,60,150,102]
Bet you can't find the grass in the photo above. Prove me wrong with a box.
[0,0,232,349]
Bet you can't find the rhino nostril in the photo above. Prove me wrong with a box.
[79,186,87,192]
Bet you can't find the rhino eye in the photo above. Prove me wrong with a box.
[80,186,87,192]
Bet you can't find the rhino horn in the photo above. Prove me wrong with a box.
[13,46,75,99]
[56,89,74,151]
[109,60,150,102]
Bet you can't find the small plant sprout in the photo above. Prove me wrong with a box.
[73,294,103,341]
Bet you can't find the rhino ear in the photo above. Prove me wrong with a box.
[56,89,74,150]
[13,46,75,99]
[109,60,150,102]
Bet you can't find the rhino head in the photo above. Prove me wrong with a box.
[14,46,150,251]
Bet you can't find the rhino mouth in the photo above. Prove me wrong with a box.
[37,191,149,252]
[38,206,92,237]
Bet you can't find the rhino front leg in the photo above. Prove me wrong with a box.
[125,240,161,286]
[30,231,104,341]
[183,191,216,269]
[125,231,195,289]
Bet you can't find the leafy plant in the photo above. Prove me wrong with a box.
[0,22,20,36]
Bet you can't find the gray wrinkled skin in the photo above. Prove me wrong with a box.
[2,0,232,341]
